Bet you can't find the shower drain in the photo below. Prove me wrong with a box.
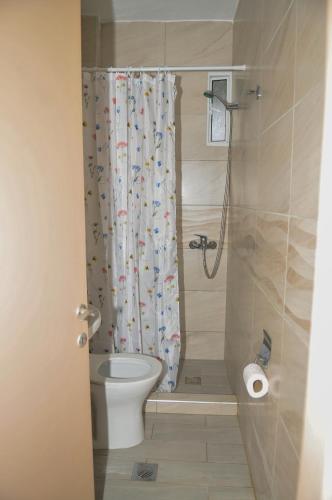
[131,463,158,481]
[185,376,201,385]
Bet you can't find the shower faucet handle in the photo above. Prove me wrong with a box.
[189,234,217,250]
[194,234,208,247]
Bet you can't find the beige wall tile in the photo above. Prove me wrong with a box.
[177,205,226,248]
[291,82,324,218]
[261,0,293,52]
[248,429,273,500]
[295,0,326,103]
[81,16,99,67]
[180,291,225,332]
[175,72,209,115]
[228,207,256,268]
[261,5,296,131]
[177,161,227,206]
[257,110,293,213]
[183,331,225,360]
[100,22,165,66]
[272,418,299,500]
[179,248,227,292]
[252,285,283,399]
[254,213,289,312]
[285,217,316,338]
[165,22,233,66]
[279,320,308,456]
[232,0,263,67]
[229,1,325,497]
[229,136,259,209]
[176,114,228,161]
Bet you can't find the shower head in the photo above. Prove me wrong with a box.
[203,90,214,99]
[204,90,239,111]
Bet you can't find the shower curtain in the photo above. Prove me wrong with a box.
[82,71,180,391]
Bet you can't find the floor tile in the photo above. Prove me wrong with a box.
[207,443,248,464]
[208,486,256,500]
[95,478,209,500]
[151,460,252,488]
[152,424,242,444]
[206,416,239,428]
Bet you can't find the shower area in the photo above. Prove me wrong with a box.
[82,19,237,403]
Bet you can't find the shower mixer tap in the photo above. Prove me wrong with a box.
[189,234,217,250]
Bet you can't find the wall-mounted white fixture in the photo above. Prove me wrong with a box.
[206,72,232,146]
[247,85,263,100]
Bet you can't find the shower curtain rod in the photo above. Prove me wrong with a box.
[82,65,247,73]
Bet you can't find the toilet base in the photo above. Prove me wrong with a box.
[91,383,146,449]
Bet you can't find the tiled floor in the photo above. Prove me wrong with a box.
[94,413,255,500]
[176,359,233,395]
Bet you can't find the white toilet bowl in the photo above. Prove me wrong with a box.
[90,353,162,449]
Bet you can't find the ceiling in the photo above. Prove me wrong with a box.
[81,0,239,22]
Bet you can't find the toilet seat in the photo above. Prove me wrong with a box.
[90,353,162,385]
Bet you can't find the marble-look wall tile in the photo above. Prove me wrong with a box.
[251,286,283,471]
[81,16,99,67]
[295,0,326,103]
[175,72,209,115]
[101,22,165,66]
[261,4,296,131]
[177,161,226,206]
[257,110,293,213]
[285,217,316,339]
[184,331,225,360]
[291,82,324,219]
[279,319,308,456]
[232,0,263,68]
[229,0,325,497]
[225,251,255,369]
[254,213,289,312]
[261,0,293,52]
[228,207,256,269]
[179,248,227,292]
[176,114,228,161]
[165,22,233,66]
[177,205,226,249]
[180,291,225,332]
[246,424,273,500]
[272,418,299,500]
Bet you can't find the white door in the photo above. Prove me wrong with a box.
[0,1,94,499]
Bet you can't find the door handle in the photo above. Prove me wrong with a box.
[76,304,101,339]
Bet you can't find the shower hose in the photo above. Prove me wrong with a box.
[202,111,233,279]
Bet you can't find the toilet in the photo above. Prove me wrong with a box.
[90,353,162,449]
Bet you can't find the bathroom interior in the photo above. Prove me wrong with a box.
[81,0,326,499]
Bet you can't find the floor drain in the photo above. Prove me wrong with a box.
[185,376,202,385]
[131,463,158,481]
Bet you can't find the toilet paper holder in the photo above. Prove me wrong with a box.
[255,330,272,369]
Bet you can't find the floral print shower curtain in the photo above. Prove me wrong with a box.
[82,72,180,391]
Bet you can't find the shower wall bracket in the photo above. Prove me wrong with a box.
[255,330,272,369]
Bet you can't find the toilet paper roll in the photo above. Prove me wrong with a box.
[243,363,269,399]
